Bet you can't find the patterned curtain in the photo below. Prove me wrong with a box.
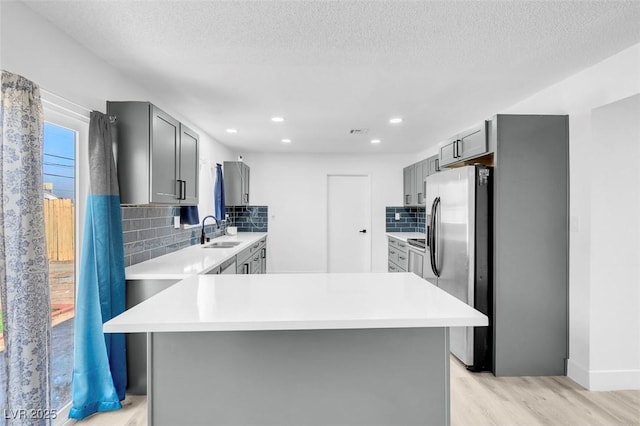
[69,112,126,419]
[0,71,52,424]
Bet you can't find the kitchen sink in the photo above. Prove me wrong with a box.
[203,241,243,248]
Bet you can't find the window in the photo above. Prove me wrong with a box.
[42,99,89,421]
[43,121,77,411]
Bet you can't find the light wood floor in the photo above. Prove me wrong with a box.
[72,357,639,426]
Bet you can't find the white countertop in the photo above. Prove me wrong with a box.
[386,232,427,242]
[125,232,268,280]
[104,273,488,333]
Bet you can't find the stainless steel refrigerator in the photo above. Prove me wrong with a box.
[424,165,492,371]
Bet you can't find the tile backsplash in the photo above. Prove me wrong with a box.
[386,206,426,233]
[226,206,268,232]
[122,206,224,267]
[122,205,269,266]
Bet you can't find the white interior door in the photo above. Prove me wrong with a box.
[327,175,371,272]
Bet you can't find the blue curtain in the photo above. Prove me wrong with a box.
[69,111,126,419]
[214,163,225,220]
[1,70,52,425]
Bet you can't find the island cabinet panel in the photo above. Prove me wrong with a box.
[107,101,199,205]
[125,278,180,395]
[149,327,450,426]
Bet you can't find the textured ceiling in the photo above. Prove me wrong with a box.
[23,0,640,153]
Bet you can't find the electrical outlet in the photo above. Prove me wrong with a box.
[395,213,400,221]
[174,216,180,229]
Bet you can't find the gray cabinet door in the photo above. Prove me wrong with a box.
[150,106,180,204]
[403,165,415,206]
[427,154,440,175]
[224,161,250,206]
[179,124,199,205]
[438,138,458,168]
[108,101,199,205]
[458,122,488,160]
[415,160,428,206]
[242,163,250,205]
[439,122,488,168]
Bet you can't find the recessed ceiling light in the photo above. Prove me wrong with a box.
[371,139,381,144]
[281,139,291,143]
[389,117,403,124]
[271,116,285,123]
[226,128,238,134]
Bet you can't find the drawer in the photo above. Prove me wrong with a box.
[388,237,408,253]
[388,260,406,273]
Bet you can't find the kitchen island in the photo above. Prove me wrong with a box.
[104,272,487,426]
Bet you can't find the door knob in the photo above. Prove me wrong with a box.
[359,229,367,233]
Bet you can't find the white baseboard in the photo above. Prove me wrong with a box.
[567,359,590,389]
[568,359,640,390]
[589,368,640,391]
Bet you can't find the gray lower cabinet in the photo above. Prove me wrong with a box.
[388,237,408,272]
[236,237,267,274]
[439,121,488,168]
[107,101,199,205]
[224,161,250,206]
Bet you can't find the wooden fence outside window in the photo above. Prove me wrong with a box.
[43,198,75,262]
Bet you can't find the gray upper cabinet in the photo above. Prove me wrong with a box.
[439,121,488,168]
[179,124,199,205]
[414,159,428,206]
[426,154,440,176]
[403,164,416,206]
[107,101,199,205]
[403,159,429,206]
[224,161,250,206]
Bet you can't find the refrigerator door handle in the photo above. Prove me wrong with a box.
[429,196,441,277]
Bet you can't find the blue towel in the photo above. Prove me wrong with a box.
[214,163,225,220]
[70,112,126,419]
[180,205,200,225]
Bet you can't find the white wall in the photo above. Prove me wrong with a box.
[242,152,415,273]
[0,1,235,219]
[503,43,640,390]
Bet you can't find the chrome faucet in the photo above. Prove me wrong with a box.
[200,215,219,244]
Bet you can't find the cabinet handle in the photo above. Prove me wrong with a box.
[181,180,187,200]
[399,255,406,261]
[405,194,411,204]
[243,263,249,274]
[390,250,396,254]
[261,248,266,258]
